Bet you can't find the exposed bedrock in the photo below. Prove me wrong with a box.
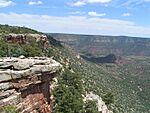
[0,57,62,113]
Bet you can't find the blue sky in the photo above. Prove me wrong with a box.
[0,0,150,37]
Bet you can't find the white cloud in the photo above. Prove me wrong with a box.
[0,0,15,8]
[122,13,131,17]
[0,12,150,37]
[28,1,43,5]
[87,0,112,3]
[120,0,150,8]
[69,1,86,6]
[69,0,112,6]
[69,11,85,15]
[88,12,106,17]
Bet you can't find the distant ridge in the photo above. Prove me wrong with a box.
[50,33,150,56]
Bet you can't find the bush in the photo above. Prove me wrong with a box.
[21,44,42,57]
[0,38,43,57]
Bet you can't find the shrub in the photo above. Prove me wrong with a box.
[102,92,114,105]
[0,39,8,57]
[3,105,17,113]
[84,100,99,113]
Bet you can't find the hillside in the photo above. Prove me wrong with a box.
[50,33,150,56]
[0,25,150,113]
[49,33,150,113]
[48,44,150,113]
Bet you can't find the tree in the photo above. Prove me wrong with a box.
[0,39,8,57]
[102,92,114,105]
[84,100,99,113]
[53,68,84,113]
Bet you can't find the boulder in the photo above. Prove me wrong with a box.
[19,55,25,59]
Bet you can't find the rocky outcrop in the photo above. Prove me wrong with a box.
[5,33,50,49]
[0,57,62,113]
[84,92,113,113]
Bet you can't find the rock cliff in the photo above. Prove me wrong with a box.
[5,33,50,49]
[0,56,62,113]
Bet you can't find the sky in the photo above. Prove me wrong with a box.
[0,0,150,37]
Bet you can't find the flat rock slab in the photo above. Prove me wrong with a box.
[0,57,62,82]
[0,82,13,91]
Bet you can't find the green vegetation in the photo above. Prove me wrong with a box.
[102,92,114,105]
[53,68,84,113]
[47,44,150,113]
[0,39,8,56]
[50,33,150,113]
[2,105,17,113]
[0,39,43,57]
[0,24,43,57]
[0,24,39,34]
[53,68,99,113]
[84,100,99,113]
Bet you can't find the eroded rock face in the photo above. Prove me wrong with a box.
[5,33,50,49]
[0,57,62,113]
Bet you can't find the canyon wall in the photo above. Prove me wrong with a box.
[50,33,150,56]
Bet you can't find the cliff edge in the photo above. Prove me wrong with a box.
[0,56,62,113]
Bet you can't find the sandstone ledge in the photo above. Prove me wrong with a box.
[0,57,62,83]
[0,56,62,113]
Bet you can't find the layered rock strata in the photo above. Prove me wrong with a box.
[0,57,62,113]
[5,34,50,49]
